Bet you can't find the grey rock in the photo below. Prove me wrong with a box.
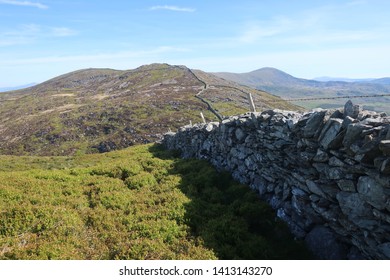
[319,118,343,149]
[303,110,326,138]
[318,205,340,222]
[344,100,362,119]
[330,109,344,119]
[337,180,356,192]
[309,194,321,202]
[306,180,326,198]
[305,226,347,259]
[347,246,366,260]
[313,149,329,162]
[372,209,390,224]
[357,140,382,164]
[321,184,341,200]
[379,140,390,155]
[378,243,390,258]
[205,122,218,132]
[362,118,386,126]
[291,188,308,215]
[342,116,357,128]
[336,192,372,218]
[291,187,307,197]
[329,156,345,167]
[357,176,386,210]
[327,167,345,180]
[353,219,379,230]
[374,156,386,170]
[380,158,390,174]
[234,128,246,141]
[269,196,283,209]
[343,123,370,148]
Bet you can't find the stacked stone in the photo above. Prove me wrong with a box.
[162,101,390,259]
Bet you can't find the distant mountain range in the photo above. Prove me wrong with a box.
[0,83,37,92]
[213,67,390,113]
[313,77,375,83]
[313,76,390,84]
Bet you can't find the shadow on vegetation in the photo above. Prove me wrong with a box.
[148,144,312,260]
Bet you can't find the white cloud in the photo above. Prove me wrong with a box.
[346,0,366,6]
[235,1,386,47]
[150,5,195,12]
[0,38,27,46]
[0,24,77,46]
[50,27,77,37]
[0,0,48,9]
[238,18,293,43]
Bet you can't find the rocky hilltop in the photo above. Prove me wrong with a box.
[163,101,390,259]
[0,63,298,156]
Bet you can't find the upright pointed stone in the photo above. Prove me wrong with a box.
[344,100,361,119]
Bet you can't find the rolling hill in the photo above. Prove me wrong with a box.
[214,68,390,113]
[0,63,299,156]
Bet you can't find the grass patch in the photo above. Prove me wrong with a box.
[0,144,311,260]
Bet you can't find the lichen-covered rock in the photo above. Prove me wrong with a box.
[337,180,356,192]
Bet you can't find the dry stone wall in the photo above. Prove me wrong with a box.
[162,101,390,259]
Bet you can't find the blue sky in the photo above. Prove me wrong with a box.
[0,0,390,86]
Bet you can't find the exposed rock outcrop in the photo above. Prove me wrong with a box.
[163,101,390,259]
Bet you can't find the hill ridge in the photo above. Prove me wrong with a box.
[0,63,299,156]
[213,68,390,113]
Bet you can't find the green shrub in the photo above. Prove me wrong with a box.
[124,172,157,190]
[0,143,311,260]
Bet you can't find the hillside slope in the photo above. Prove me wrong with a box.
[0,143,311,260]
[214,68,390,113]
[0,63,298,156]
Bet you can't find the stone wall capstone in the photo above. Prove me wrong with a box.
[162,101,390,259]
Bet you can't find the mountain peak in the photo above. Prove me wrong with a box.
[214,67,300,88]
[213,67,390,113]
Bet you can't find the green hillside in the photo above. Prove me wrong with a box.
[0,144,310,260]
[0,64,299,157]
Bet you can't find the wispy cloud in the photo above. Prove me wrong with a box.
[235,1,380,46]
[346,0,366,6]
[0,24,77,46]
[50,27,77,37]
[150,5,195,12]
[0,0,48,9]
[238,17,293,43]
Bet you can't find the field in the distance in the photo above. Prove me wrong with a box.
[0,144,311,260]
